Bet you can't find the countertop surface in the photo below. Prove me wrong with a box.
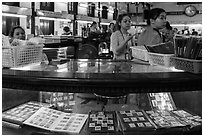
[2,59,202,94]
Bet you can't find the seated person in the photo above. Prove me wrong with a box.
[8,25,26,43]
[88,21,102,39]
[8,25,48,64]
[105,22,115,41]
[62,26,72,35]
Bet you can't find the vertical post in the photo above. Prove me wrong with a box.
[135,3,139,25]
[114,2,118,20]
[98,2,101,26]
[31,2,35,35]
[73,2,78,36]
[127,3,129,13]
[146,3,151,10]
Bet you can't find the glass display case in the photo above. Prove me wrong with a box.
[2,59,202,135]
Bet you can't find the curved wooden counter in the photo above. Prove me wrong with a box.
[2,59,202,95]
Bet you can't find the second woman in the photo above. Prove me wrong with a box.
[110,13,136,60]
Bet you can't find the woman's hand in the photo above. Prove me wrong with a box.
[127,33,137,41]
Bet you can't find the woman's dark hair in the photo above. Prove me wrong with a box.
[109,22,114,28]
[146,8,166,25]
[116,13,131,30]
[166,21,172,30]
[63,26,70,32]
[91,21,97,27]
[9,25,25,37]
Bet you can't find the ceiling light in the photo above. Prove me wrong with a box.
[77,20,93,24]
[39,17,71,22]
[2,13,27,18]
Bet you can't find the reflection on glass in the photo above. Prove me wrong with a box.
[113,62,132,73]
[10,59,183,73]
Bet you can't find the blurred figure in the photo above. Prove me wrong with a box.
[107,22,115,34]
[184,29,190,35]
[197,29,202,36]
[35,25,44,36]
[9,25,26,43]
[88,21,102,39]
[191,29,198,35]
[89,21,101,33]
[105,22,115,41]
[181,30,185,35]
[173,27,178,34]
[161,21,174,42]
[62,26,72,35]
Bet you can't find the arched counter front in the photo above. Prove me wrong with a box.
[2,59,202,95]
[2,59,202,135]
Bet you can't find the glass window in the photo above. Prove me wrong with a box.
[88,3,95,17]
[40,19,54,35]
[2,16,20,36]
[2,2,20,7]
[68,2,74,14]
[40,2,54,11]
[102,6,108,19]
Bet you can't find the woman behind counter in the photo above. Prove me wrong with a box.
[137,8,167,46]
[136,8,170,106]
[8,25,48,64]
[110,13,136,60]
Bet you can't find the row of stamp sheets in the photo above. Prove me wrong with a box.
[117,109,202,132]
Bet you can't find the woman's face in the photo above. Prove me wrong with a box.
[120,16,132,30]
[153,12,167,29]
[110,24,114,29]
[13,28,25,40]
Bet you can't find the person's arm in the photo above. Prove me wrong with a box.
[131,36,136,46]
[110,32,127,56]
[110,32,118,54]
[115,34,136,53]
